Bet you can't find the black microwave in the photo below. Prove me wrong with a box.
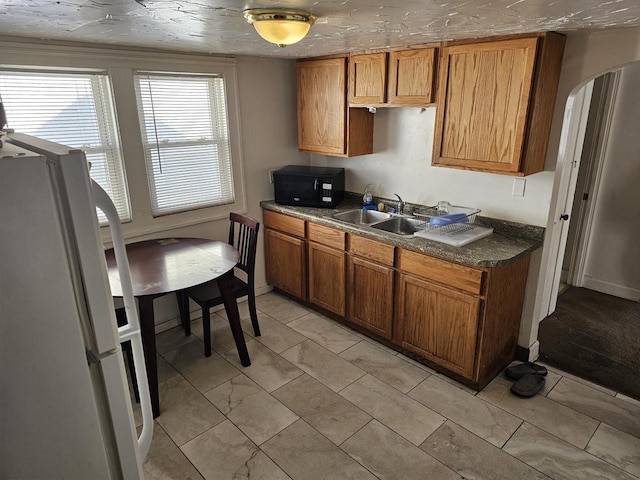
[273,165,345,208]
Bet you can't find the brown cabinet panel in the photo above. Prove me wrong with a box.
[398,249,484,294]
[265,228,306,300]
[308,222,346,250]
[308,242,346,316]
[350,53,387,105]
[297,57,347,155]
[263,210,305,237]
[388,48,436,105]
[435,38,537,173]
[397,273,479,377]
[347,255,394,339]
[297,56,374,157]
[348,234,394,266]
[433,33,565,176]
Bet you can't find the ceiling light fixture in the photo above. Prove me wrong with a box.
[243,8,317,48]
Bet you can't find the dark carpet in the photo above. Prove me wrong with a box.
[538,287,640,400]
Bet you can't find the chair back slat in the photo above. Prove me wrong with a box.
[228,212,260,276]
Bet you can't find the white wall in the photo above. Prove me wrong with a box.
[579,63,640,299]
[312,107,553,226]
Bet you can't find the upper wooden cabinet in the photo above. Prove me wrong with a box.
[432,33,565,176]
[297,56,374,157]
[388,48,436,105]
[349,53,387,104]
[349,47,437,107]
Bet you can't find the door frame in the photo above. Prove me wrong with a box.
[543,80,594,315]
[567,71,621,286]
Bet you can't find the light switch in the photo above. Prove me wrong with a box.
[512,178,526,197]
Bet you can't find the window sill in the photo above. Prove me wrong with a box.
[100,196,247,245]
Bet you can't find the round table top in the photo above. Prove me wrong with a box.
[106,237,239,298]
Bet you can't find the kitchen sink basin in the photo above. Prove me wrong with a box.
[331,209,391,225]
[371,216,423,236]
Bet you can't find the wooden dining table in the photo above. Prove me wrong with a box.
[106,237,251,418]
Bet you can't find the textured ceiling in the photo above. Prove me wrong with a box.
[1,0,640,58]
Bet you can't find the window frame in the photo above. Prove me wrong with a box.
[0,68,131,224]
[134,71,236,217]
[0,43,247,241]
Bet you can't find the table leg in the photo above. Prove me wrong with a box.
[176,290,191,335]
[218,271,251,367]
[138,297,160,418]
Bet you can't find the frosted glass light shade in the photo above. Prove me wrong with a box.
[253,21,311,47]
[244,9,316,48]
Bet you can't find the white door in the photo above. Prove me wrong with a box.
[544,80,594,315]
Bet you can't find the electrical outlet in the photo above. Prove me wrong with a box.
[268,169,276,184]
[512,178,526,197]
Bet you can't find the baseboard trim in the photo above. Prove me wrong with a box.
[515,340,540,362]
[581,276,640,301]
[153,286,275,333]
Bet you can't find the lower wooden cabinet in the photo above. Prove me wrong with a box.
[264,228,306,301]
[308,241,346,316]
[262,209,531,390]
[347,255,394,339]
[395,272,480,378]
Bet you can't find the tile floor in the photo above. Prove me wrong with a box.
[135,292,640,480]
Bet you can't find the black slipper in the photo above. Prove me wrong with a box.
[510,374,546,397]
[505,362,547,380]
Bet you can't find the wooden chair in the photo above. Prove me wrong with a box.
[179,212,261,356]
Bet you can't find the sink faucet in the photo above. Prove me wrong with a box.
[394,194,405,215]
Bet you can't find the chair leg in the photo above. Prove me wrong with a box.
[176,291,191,335]
[248,291,261,337]
[202,306,212,357]
[122,341,140,403]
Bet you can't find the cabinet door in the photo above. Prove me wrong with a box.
[388,48,436,106]
[396,273,480,378]
[308,242,346,316]
[349,53,387,105]
[297,58,347,155]
[347,255,394,339]
[433,38,538,174]
[265,228,306,300]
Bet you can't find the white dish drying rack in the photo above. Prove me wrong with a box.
[412,202,493,247]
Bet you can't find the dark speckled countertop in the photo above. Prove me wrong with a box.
[260,194,544,268]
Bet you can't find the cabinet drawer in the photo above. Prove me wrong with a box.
[398,249,484,295]
[348,234,395,266]
[308,222,346,250]
[263,210,305,237]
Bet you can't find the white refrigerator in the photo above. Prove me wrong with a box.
[0,133,152,479]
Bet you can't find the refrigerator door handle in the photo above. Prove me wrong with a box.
[91,180,153,460]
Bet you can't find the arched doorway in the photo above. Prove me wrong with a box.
[536,60,640,399]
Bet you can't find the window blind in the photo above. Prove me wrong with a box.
[0,71,130,223]
[134,72,235,217]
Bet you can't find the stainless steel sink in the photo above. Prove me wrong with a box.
[370,216,423,236]
[331,209,391,225]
